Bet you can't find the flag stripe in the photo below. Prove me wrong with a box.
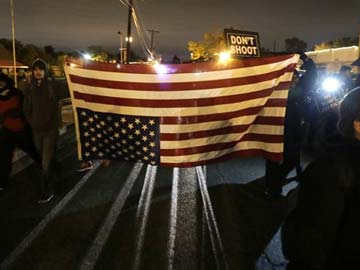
[160,133,283,156]
[69,64,295,91]
[72,95,287,117]
[160,116,284,139]
[73,87,288,108]
[160,141,283,164]
[160,111,284,133]
[69,76,292,100]
[160,125,283,149]
[68,54,297,74]
[160,102,286,124]
[160,149,282,167]
[69,57,297,83]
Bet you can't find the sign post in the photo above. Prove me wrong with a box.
[224,29,261,58]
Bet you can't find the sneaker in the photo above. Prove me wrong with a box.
[38,193,54,204]
[101,160,111,167]
[77,161,93,172]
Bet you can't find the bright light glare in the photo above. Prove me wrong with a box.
[83,53,92,60]
[218,51,231,63]
[322,77,341,92]
[153,61,168,74]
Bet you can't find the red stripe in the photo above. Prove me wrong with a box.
[69,64,295,91]
[160,117,284,141]
[66,54,296,74]
[73,82,289,108]
[160,133,283,156]
[160,149,283,167]
[160,99,287,125]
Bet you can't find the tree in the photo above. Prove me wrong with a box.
[284,37,307,53]
[314,42,332,51]
[314,36,358,50]
[0,39,24,55]
[87,46,109,62]
[20,44,44,66]
[188,29,227,61]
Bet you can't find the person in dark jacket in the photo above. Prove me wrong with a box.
[283,87,360,270]
[0,72,40,191]
[23,59,60,203]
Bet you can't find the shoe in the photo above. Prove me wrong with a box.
[77,161,93,172]
[101,160,111,167]
[38,193,54,204]
[0,187,5,192]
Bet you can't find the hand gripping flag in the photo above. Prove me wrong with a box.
[64,54,299,167]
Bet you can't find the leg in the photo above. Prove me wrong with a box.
[40,130,59,196]
[265,159,283,198]
[16,129,41,165]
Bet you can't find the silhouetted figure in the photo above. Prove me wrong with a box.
[283,87,360,270]
[23,59,60,203]
[0,72,40,191]
[172,55,181,64]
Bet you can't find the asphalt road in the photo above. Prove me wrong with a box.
[0,128,300,270]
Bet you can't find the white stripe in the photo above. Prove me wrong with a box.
[68,72,292,100]
[167,168,180,270]
[160,141,283,164]
[65,55,298,84]
[80,163,143,270]
[160,107,286,133]
[72,92,287,117]
[160,124,283,149]
[196,167,227,269]
[0,162,101,270]
[133,165,158,270]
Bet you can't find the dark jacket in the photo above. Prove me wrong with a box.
[283,139,360,270]
[0,87,27,132]
[23,80,59,133]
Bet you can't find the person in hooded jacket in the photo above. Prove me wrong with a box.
[0,72,40,191]
[282,87,360,270]
[23,59,60,203]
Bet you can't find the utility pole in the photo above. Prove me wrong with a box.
[125,0,133,64]
[10,0,17,87]
[147,29,160,56]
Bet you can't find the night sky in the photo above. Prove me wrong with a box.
[0,0,359,60]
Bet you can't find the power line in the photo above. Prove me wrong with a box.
[147,29,160,55]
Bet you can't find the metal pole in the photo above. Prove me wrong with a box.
[125,0,133,64]
[118,31,123,64]
[10,0,17,87]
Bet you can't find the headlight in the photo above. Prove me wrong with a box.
[321,77,341,93]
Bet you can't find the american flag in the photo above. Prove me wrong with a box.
[65,54,299,167]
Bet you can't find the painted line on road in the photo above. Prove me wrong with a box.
[80,162,144,270]
[1,161,102,270]
[132,165,158,270]
[167,168,180,270]
[196,166,228,270]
